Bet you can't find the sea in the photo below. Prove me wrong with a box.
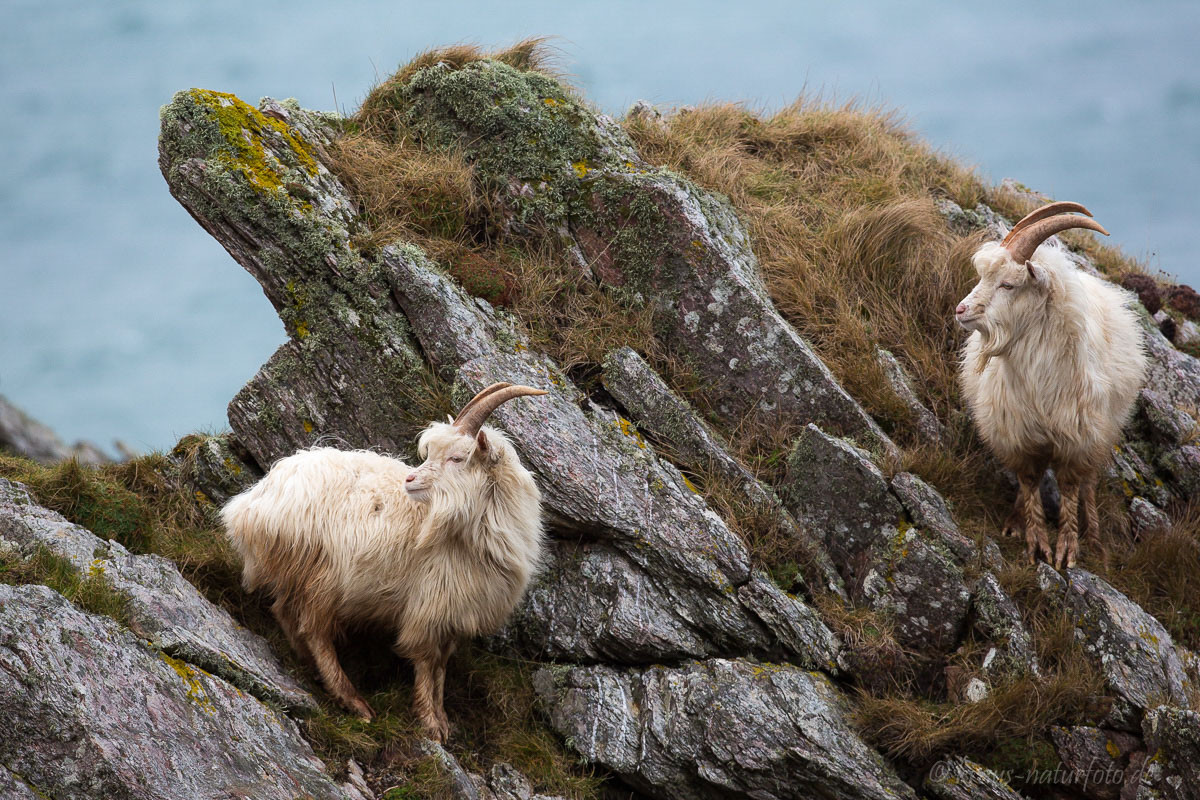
[2,0,1197,453]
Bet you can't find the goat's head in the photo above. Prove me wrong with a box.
[955,201,1108,341]
[405,383,547,507]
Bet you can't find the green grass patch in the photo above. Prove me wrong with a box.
[0,543,130,626]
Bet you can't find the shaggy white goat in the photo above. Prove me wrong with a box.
[221,383,546,741]
[957,202,1147,569]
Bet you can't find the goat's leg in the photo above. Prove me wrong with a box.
[1020,471,1052,564]
[1080,475,1106,567]
[411,643,450,743]
[1002,482,1027,538]
[271,598,312,665]
[432,639,457,736]
[299,610,373,720]
[1054,479,1081,570]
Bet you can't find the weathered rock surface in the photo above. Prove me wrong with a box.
[391,59,895,456]
[601,345,844,597]
[0,584,349,800]
[891,470,1001,570]
[1050,725,1144,800]
[1137,706,1200,800]
[876,349,946,445]
[1038,565,1193,731]
[924,756,1028,800]
[0,477,314,711]
[782,425,971,655]
[535,659,916,800]
[0,393,108,465]
[0,765,40,800]
[971,572,1039,678]
[171,431,262,507]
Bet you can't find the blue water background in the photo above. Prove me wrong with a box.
[2,1,1198,452]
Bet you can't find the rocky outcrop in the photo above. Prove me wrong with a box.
[534,659,916,800]
[1137,706,1200,799]
[391,60,896,457]
[0,477,314,711]
[0,393,108,464]
[0,584,349,800]
[1049,726,1145,800]
[1038,565,1193,731]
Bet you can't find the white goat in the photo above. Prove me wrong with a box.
[221,383,546,741]
[956,202,1147,569]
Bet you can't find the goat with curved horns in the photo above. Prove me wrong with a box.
[957,202,1147,568]
[221,383,547,741]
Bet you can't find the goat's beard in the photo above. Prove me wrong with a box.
[973,324,1011,373]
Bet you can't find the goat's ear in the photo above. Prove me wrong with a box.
[474,430,501,465]
[1026,260,1048,287]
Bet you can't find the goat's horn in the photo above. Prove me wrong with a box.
[454,385,548,436]
[1005,215,1109,266]
[1000,201,1093,247]
[451,382,513,427]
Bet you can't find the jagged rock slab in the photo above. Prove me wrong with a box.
[535,659,916,800]
[392,59,894,455]
[1137,706,1200,800]
[0,584,348,800]
[384,243,840,669]
[924,757,1028,800]
[159,91,428,469]
[782,425,971,655]
[602,345,844,597]
[891,471,1001,570]
[0,478,314,711]
[876,349,946,445]
[1049,726,1144,800]
[970,573,1039,678]
[171,431,262,508]
[1038,565,1193,731]
[1129,497,1171,539]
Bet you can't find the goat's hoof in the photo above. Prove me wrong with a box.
[424,720,449,743]
[350,698,375,721]
[1002,525,1021,538]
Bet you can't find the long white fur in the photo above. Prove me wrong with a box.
[220,421,542,733]
[959,241,1147,471]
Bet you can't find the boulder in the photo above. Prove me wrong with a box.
[924,756,1028,800]
[876,349,946,445]
[970,572,1039,678]
[0,477,314,711]
[1136,706,1200,800]
[601,345,844,597]
[0,766,40,800]
[891,471,1002,570]
[1049,725,1144,800]
[534,659,916,800]
[0,584,349,800]
[1038,565,1193,731]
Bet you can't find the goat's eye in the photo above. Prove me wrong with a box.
[999,282,1014,290]
[448,456,464,464]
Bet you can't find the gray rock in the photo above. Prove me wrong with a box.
[1142,315,1200,411]
[0,393,109,465]
[924,756,1028,800]
[1159,445,1200,497]
[1110,441,1173,508]
[1042,565,1193,730]
[392,60,896,457]
[1130,497,1171,539]
[535,659,916,800]
[601,345,844,597]
[971,573,1039,678]
[0,478,314,711]
[782,427,970,655]
[1049,726,1144,800]
[1176,319,1200,348]
[0,765,40,800]
[935,198,1010,239]
[158,91,428,472]
[0,584,349,800]
[1136,706,1200,800]
[171,431,262,508]
[1137,389,1197,448]
[781,425,902,566]
[876,349,946,444]
[891,471,1002,570]
[415,738,483,800]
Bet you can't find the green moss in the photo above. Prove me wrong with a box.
[0,544,131,626]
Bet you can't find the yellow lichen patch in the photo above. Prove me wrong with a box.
[681,475,701,494]
[194,489,213,508]
[543,97,561,108]
[295,321,310,339]
[615,417,646,448]
[303,420,314,434]
[572,160,592,178]
[189,89,318,197]
[222,456,243,476]
[160,653,217,714]
[1106,738,1121,758]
